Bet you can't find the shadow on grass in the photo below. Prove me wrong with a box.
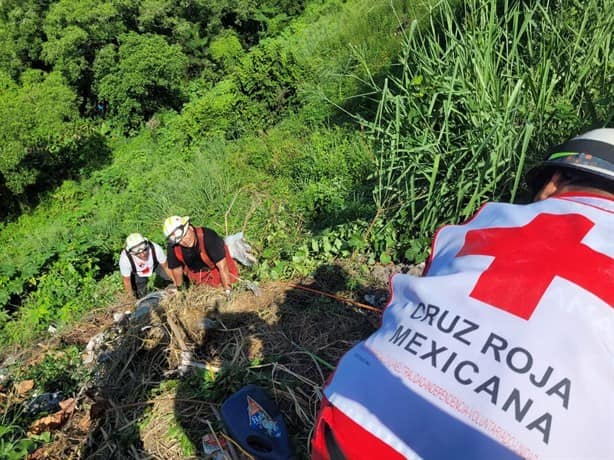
[78,263,381,458]
[1,131,113,222]
[173,264,380,459]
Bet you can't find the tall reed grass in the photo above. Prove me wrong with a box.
[361,0,613,260]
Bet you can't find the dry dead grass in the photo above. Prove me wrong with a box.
[32,266,382,459]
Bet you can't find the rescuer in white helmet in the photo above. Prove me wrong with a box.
[163,216,238,296]
[119,232,175,298]
[311,128,614,460]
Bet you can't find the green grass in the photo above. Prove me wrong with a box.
[0,0,409,346]
[360,0,613,261]
[0,0,611,347]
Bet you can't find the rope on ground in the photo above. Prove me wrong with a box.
[286,283,384,314]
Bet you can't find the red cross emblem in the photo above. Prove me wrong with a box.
[456,213,614,319]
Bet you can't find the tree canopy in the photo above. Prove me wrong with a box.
[94,32,189,131]
[0,71,79,193]
[0,0,309,216]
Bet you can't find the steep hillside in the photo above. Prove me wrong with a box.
[0,0,611,457]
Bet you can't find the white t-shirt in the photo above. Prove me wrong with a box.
[119,241,167,278]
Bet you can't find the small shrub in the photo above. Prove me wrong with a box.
[1,257,110,345]
[18,346,89,395]
[0,424,49,460]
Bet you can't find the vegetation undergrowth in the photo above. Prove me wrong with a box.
[0,0,611,456]
[0,0,413,347]
[360,0,613,260]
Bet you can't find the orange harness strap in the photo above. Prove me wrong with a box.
[173,227,217,271]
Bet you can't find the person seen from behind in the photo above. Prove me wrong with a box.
[163,216,238,296]
[119,233,175,299]
[311,128,614,460]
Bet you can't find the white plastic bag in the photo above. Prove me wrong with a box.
[225,232,258,266]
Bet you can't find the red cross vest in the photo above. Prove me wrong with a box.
[316,192,614,460]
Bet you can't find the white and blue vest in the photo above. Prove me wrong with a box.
[325,193,614,459]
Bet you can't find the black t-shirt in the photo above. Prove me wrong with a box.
[167,227,225,271]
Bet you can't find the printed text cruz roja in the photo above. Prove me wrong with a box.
[385,301,572,445]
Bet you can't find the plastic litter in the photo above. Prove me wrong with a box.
[363,294,377,305]
[85,332,105,354]
[134,291,165,317]
[113,312,131,323]
[225,232,258,266]
[97,351,113,363]
[202,433,230,460]
[203,318,221,331]
[24,391,64,416]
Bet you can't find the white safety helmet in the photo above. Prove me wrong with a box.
[163,215,190,244]
[526,128,614,192]
[125,233,149,254]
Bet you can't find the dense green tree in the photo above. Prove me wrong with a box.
[234,38,303,115]
[212,0,307,43]
[0,0,50,77]
[0,24,23,77]
[135,0,210,72]
[180,35,304,140]
[42,0,126,90]
[137,0,205,35]
[209,29,244,73]
[93,32,189,131]
[121,0,306,64]
[0,70,95,215]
